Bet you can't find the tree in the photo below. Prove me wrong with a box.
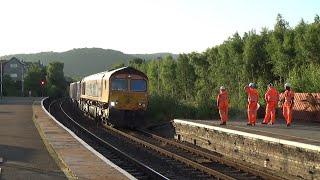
[46,62,67,97]
[176,54,195,100]
[2,75,19,96]
[288,64,320,92]
[129,58,147,73]
[267,14,294,81]
[129,58,145,67]
[110,63,125,70]
[314,14,320,24]
[141,14,320,122]
[304,16,320,64]
[189,52,210,103]
[294,19,308,66]
[146,60,160,94]
[160,55,176,97]
[24,64,45,96]
[243,30,271,82]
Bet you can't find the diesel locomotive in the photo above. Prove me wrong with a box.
[69,67,148,128]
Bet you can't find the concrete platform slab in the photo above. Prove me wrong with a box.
[32,99,134,180]
[179,119,320,150]
[173,119,320,180]
[0,97,66,180]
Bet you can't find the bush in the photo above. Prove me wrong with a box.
[288,64,320,92]
[47,85,65,98]
[146,93,221,123]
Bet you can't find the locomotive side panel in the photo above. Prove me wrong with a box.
[69,82,77,100]
[75,67,148,128]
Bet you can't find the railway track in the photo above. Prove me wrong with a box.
[48,98,168,180]
[126,130,284,180]
[49,98,284,180]
[103,127,283,180]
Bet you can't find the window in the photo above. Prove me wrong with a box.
[10,73,18,78]
[111,79,128,91]
[10,64,18,68]
[131,79,147,92]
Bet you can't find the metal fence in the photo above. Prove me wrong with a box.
[282,93,320,122]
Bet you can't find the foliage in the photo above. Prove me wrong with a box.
[110,63,125,70]
[131,14,320,122]
[46,62,67,98]
[24,64,46,96]
[288,64,320,92]
[2,75,20,96]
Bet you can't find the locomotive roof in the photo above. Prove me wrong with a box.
[82,71,106,81]
[82,67,147,81]
[104,66,148,79]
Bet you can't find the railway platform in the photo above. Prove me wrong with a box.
[33,98,134,179]
[0,97,66,179]
[172,118,320,179]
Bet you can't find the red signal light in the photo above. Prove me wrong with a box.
[40,80,45,86]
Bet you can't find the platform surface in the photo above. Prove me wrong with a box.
[33,99,133,180]
[176,118,320,147]
[0,97,66,179]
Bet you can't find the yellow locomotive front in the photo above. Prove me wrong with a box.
[108,73,148,111]
[106,68,148,127]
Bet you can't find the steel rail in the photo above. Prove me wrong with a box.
[56,99,169,180]
[138,129,284,180]
[103,125,237,180]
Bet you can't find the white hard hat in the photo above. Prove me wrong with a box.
[220,86,225,90]
[249,82,255,88]
[284,83,291,88]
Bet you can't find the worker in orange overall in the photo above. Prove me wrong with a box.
[216,86,228,125]
[244,83,259,126]
[282,83,295,127]
[262,83,279,125]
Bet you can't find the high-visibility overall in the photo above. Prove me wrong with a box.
[283,90,295,125]
[245,87,259,125]
[217,90,228,123]
[263,87,279,124]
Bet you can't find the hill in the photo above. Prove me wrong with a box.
[1,48,177,78]
[131,53,178,60]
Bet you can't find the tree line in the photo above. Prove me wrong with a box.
[128,14,320,121]
[2,62,67,98]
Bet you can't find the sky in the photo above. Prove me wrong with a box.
[0,0,319,56]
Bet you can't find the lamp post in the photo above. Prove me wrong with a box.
[1,60,3,99]
[21,65,24,96]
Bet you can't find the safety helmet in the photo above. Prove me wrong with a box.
[220,86,226,90]
[268,83,273,87]
[284,83,291,88]
[249,82,255,88]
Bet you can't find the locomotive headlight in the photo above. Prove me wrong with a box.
[138,102,146,107]
[110,101,118,107]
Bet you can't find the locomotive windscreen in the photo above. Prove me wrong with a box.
[111,78,128,91]
[131,79,147,92]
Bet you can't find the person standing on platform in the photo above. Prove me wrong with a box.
[282,83,295,127]
[216,86,228,125]
[262,83,279,125]
[244,83,259,126]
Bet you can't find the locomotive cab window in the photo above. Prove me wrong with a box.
[111,78,128,91]
[131,79,147,92]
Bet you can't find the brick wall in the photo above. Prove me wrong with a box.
[279,93,320,122]
[173,121,320,180]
